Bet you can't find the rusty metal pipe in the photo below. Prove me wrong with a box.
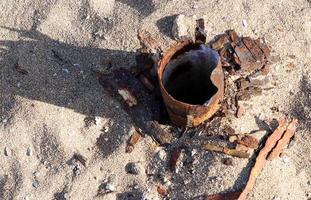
[158,39,224,127]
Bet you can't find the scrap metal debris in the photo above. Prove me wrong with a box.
[209,117,298,200]
[215,31,272,74]
[267,119,298,160]
[95,25,290,199]
[157,185,167,197]
[235,135,259,149]
[203,143,249,158]
[237,117,297,200]
[158,38,224,127]
[126,128,143,153]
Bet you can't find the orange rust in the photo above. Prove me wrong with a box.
[158,39,224,127]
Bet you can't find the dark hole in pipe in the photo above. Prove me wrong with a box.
[163,45,219,105]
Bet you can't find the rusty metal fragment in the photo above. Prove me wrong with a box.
[268,119,298,160]
[158,39,224,127]
[236,135,259,149]
[147,121,172,145]
[157,185,167,197]
[236,86,262,101]
[203,143,249,158]
[126,129,143,153]
[237,116,288,200]
[211,34,230,50]
[210,30,271,75]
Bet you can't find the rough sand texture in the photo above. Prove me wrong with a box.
[0,0,310,200]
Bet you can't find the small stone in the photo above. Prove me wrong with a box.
[2,118,8,123]
[236,105,246,118]
[126,162,141,175]
[280,156,290,164]
[222,157,233,166]
[133,184,139,190]
[62,68,69,74]
[103,126,109,133]
[32,180,39,188]
[26,147,32,156]
[172,14,197,39]
[17,82,21,87]
[73,63,80,68]
[272,196,281,200]
[229,135,238,143]
[242,19,248,27]
[4,147,11,156]
[191,149,197,156]
[157,149,167,161]
[93,29,104,38]
[105,182,116,193]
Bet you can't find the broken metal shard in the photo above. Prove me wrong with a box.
[158,39,224,127]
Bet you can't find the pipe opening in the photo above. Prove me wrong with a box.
[162,45,219,105]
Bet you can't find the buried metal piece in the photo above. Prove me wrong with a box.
[158,39,224,127]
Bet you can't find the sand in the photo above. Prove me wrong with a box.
[0,0,310,199]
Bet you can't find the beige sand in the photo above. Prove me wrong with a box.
[0,0,310,199]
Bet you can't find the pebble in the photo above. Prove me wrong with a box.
[4,147,11,156]
[62,68,69,74]
[32,180,39,188]
[73,63,80,68]
[280,156,290,164]
[17,82,21,88]
[105,182,116,192]
[26,147,32,156]
[222,157,233,166]
[132,184,139,190]
[126,162,141,175]
[272,196,281,200]
[157,149,167,161]
[172,14,197,39]
[242,19,248,27]
[191,149,197,156]
[2,118,8,123]
[103,126,109,133]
